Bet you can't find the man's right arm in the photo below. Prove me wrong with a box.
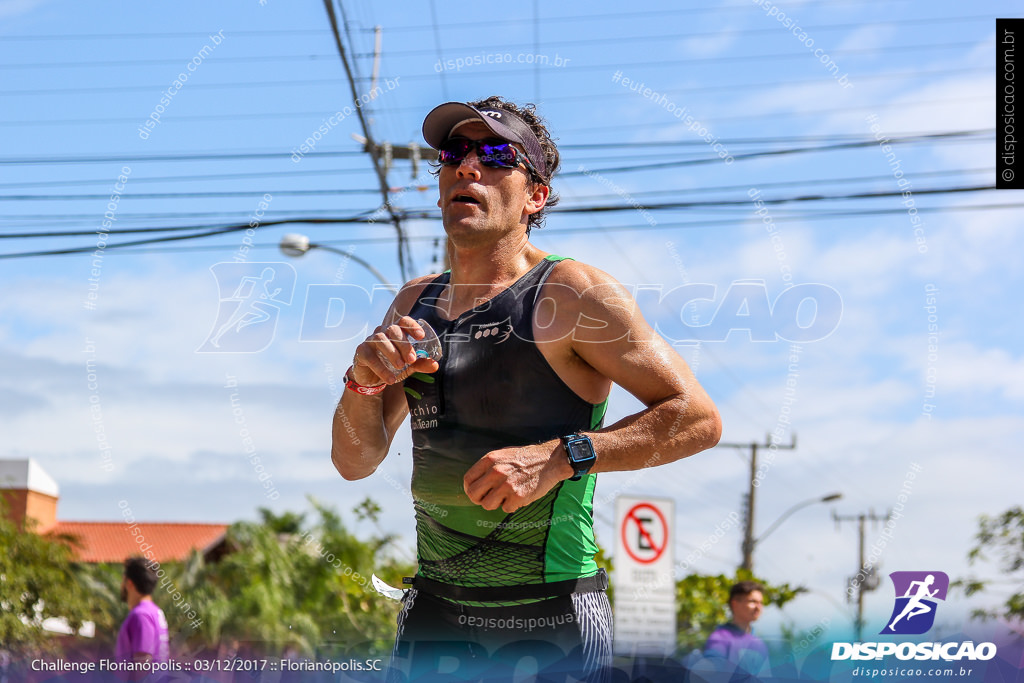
[331,276,439,480]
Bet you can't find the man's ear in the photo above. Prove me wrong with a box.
[523,182,549,217]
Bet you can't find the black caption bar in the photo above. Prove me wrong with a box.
[997,18,1022,189]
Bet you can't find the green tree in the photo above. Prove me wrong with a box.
[296,497,412,656]
[75,561,127,651]
[199,520,320,654]
[257,507,306,535]
[0,509,93,656]
[128,498,414,658]
[956,506,1024,623]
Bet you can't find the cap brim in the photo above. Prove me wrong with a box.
[421,102,526,150]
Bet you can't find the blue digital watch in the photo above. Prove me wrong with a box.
[561,433,596,481]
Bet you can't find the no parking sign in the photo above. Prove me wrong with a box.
[614,495,676,656]
[621,501,669,564]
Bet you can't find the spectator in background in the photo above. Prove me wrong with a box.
[705,580,770,672]
[116,557,170,671]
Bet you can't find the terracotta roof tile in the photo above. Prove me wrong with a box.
[49,521,228,564]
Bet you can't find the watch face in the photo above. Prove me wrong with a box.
[567,437,595,463]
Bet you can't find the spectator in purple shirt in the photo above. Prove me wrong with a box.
[704,580,769,672]
[115,557,170,670]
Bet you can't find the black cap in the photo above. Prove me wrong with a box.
[422,102,549,180]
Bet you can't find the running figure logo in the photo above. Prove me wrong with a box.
[198,263,296,353]
[881,571,949,635]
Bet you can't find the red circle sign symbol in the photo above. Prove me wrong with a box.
[621,503,668,564]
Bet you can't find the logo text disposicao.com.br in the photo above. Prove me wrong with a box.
[831,641,996,662]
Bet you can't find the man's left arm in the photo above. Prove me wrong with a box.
[121,614,156,681]
[464,262,721,512]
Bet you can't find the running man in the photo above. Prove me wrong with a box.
[888,574,939,631]
[332,97,722,681]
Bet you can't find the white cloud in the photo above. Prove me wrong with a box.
[835,24,897,54]
[680,28,738,58]
[0,0,49,20]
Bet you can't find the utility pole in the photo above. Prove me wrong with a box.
[322,0,413,280]
[719,433,796,573]
[351,138,448,271]
[834,509,891,640]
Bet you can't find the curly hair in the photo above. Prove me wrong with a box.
[431,96,561,234]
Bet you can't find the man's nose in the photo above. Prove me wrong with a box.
[456,150,482,179]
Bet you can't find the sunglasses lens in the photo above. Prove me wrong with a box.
[438,138,471,165]
[437,138,526,172]
[478,142,517,168]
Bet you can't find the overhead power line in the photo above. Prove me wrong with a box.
[350,41,982,82]
[560,131,991,175]
[0,150,363,165]
[0,188,382,201]
[3,168,993,231]
[0,1,914,41]
[0,208,385,225]
[0,166,989,214]
[0,216,374,259]
[0,132,990,208]
[0,29,329,41]
[351,0,912,32]
[396,184,996,223]
[0,131,987,166]
[3,40,980,97]
[0,190,1010,254]
[0,53,341,69]
[321,0,411,280]
[0,14,985,68]
[0,94,986,130]
[0,166,383,190]
[4,200,1021,260]
[350,14,990,57]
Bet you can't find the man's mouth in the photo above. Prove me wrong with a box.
[451,194,481,205]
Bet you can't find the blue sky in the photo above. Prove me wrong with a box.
[1,0,1020,645]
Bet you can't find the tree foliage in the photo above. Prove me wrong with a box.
[149,497,412,657]
[0,510,93,655]
[956,506,1024,623]
[28,498,413,660]
[8,497,811,661]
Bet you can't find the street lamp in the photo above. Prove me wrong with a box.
[754,492,843,548]
[279,234,395,290]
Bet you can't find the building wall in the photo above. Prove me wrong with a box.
[1,488,58,532]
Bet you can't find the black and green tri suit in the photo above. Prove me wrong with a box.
[391,256,613,680]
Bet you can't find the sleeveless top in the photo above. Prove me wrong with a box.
[403,255,608,590]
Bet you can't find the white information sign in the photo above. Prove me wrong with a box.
[613,495,676,656]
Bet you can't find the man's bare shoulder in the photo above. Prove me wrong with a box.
[392,272,445,313]
[543,258,633,305]
[546,258,625,289]
[537,257,656,345]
